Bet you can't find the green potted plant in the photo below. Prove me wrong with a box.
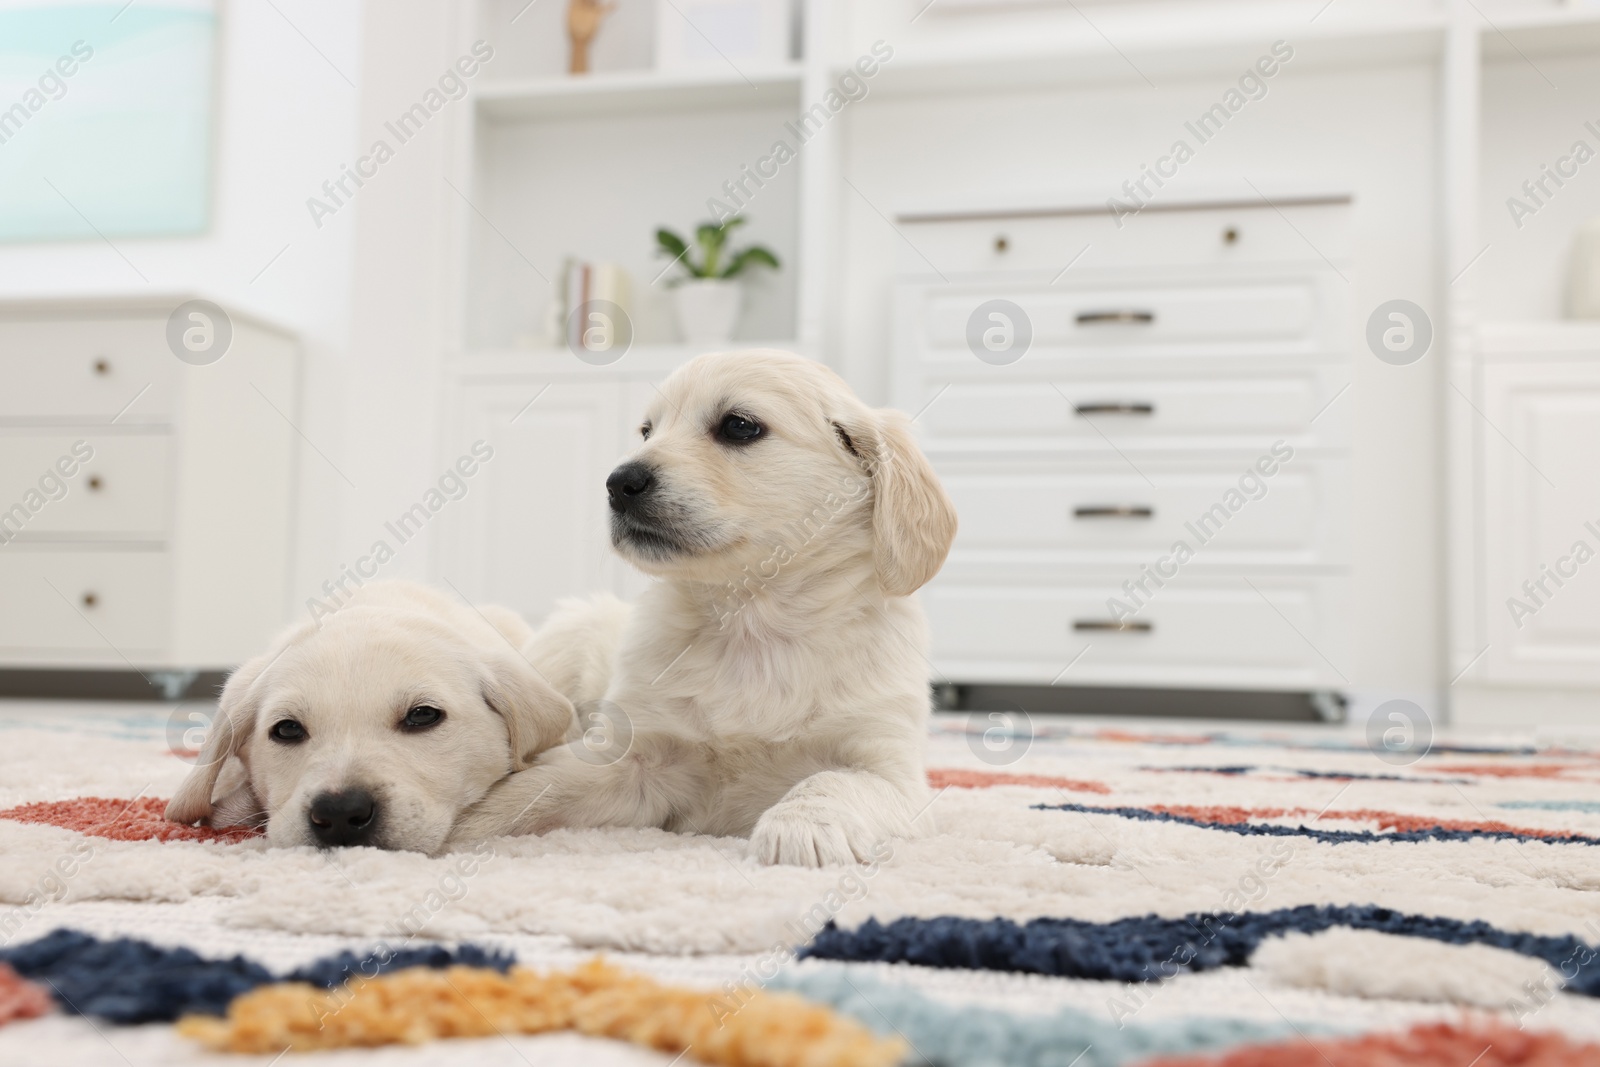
[655,216,779,344]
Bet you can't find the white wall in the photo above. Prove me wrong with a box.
[0,0,366,623]
[331,0,461,600]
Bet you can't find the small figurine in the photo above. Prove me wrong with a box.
[567,0,617,75]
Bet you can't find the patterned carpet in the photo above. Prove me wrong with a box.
[1,700,1598,1064]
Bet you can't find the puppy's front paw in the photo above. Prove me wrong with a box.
[749,806,869,867]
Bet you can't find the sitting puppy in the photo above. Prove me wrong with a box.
[451,349,958,865]
[166,580,576,852]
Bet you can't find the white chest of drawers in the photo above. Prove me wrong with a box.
[891,199,1352,695]
[0,297,299,686]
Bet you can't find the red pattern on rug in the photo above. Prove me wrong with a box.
[1430,763,1585,779]
[0,964,52,1026]
[1093,729,1216,745]
[0,797,260,844]
[928,768,1111,794]
[1139,1021,1600,1066]
[1148,803,1591,842]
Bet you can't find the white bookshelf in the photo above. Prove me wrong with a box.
[450,3,832,355]
[1445,2,1600,722]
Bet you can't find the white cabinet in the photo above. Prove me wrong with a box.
[438,374,628,614]
[435,355,679,623]
[0,297,299,678]
[891,200,1353,693]
[1479,332,1600,686]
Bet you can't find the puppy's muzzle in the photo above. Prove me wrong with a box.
[607,461,656,514]
[308,788,378,847]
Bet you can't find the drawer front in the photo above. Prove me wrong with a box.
[897,202,1351,276]
[0,550,170,658]
[939,456,1344,565]
[914,370,1348,450]
[0,317,176,423]
[0,432,172,539]
[924,578,1346,689]
[924,280,1321,353]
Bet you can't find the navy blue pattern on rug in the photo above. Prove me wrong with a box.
[0,929,515,1023]
[800,905,1600,996]
[1039,801,1600,847]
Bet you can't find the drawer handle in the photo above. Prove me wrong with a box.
[1073,619,1152,633]
[87,475,104,491]
[1074,505,1154,519]
[81,591,98,609]
[93,358,111,375]
[1074,402,1155,416]
[993,235,1009,253]
[1076,310,1155,325]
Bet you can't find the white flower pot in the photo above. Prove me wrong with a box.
[673,279,743,344]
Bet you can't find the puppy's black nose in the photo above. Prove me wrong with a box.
[606,461,656,513]
[308,789,377,847]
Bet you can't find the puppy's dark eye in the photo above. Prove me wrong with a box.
[401,705,444,730]
[640,422,652,440]
[717,413,763,444]
[269,719,306,743]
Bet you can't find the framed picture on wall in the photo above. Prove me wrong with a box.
[0,0,217,243]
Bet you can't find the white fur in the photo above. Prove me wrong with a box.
[451,349,959,865]
[164,580,576,853]
[525,593,631,710]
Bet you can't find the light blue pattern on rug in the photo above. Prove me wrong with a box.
[0,708,171,742]
[1500,800,1600,814]
[772,967,1331,1067]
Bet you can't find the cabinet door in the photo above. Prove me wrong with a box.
[437,378,627,626]
[1482,360,1600,684]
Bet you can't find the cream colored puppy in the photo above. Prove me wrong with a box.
[452,349,958,866]
[166,580,576,853]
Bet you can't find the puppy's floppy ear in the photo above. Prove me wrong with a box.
[834,406,958,597]
[165,654,266,825]
[482,650,576,770]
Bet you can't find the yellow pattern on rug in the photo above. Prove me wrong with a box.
[178,957,905,1066]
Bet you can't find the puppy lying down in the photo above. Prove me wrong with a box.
[450,349,959,866]
[165,581,576,853]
